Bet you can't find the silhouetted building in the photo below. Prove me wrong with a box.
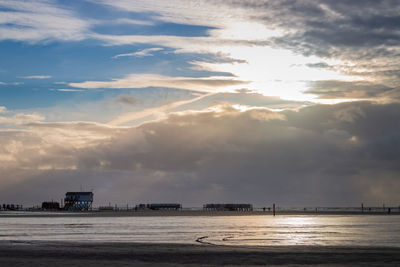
[145,203,182,210]
[1,204,22,211]
[41,202,60,210]
[203,203,253,211]
[136,204,147,210]
[98,206,114,211]
[64,192,93,211]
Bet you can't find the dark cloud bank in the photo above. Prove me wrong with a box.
[1,101,399,206]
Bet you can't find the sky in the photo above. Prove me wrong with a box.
[1,0,399,207]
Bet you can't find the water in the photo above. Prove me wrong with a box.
[0,214,399,247]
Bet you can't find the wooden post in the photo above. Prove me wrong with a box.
[273,203,276,216]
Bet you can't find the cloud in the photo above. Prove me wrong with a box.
[90,0,245,27]
[107,90,306,126]
[55,88,85,92]
[4,0,399,101]
[2,0,400,95]
[305,80,397,100]
[112,48,163,58]
[114,95,141,106]
[237,0,400,88]
[167,91,307,113]
[111,18,154,26]
[92,0,397,101]
[235,88,253,94]
[0,0,91,43]
[1,102,399,206]
[3,1,400,206]
[20,75,52,79]
[91,33,267,54]
[306,62,332,69]
[69,73,247,92]
[0,112,45,125]
[25,121,123,135]
[108,92,214,125]
[0,82,24,85]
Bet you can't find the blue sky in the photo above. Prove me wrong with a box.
[0,0,226,112]
[1,0,400,206]
[3,0,397,116]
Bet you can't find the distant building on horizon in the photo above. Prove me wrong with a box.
[64,192,93,211]
[203,203,253,211]
[41,201,60,210]
[136,203,182,210]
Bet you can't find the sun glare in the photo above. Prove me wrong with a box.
[210,22,283,41]
[195,21,365,102]
[195,42,360,102]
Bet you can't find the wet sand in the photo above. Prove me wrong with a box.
[0,210,398,218]
[0,241,399,266]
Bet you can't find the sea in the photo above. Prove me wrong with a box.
[0,213,399,247]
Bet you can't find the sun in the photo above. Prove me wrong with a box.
[194,22,363,102]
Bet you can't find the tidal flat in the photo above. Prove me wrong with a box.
[1,241,400,266]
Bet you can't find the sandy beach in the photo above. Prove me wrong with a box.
[0,241,399,266]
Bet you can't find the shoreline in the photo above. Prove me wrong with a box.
[1,240,399,266]
[0,209,398,218]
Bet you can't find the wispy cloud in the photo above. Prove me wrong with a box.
[0,0,91,43]
[112,18,154,26]
[305,80,396,100]
[109,92,214,125]
[55,88,84,92]
[90,0,242,27]
[112,48,163,59]
[91,33,266,54]
[0,82,24,85]
[114,95,140,106]
[20,75,52,79]
[69,74,247,92]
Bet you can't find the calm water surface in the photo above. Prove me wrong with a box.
[0,214,399,246]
